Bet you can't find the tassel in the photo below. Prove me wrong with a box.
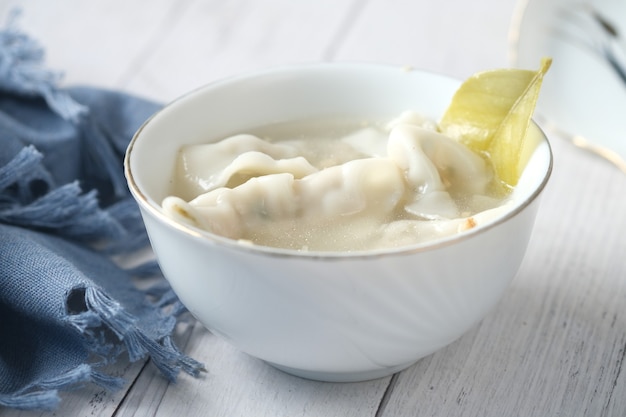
[0,146,153,249]
[82,287,204,380]
[90,370,125,391]
[36,364,92,390]
[0,145,56,204]
[0,390,60,411]
[0,145,43,191]
[0,181,126,242]
[0,9,87,122]
[66,309,101,332]
[0,364,126,410]
[162,336,206,377]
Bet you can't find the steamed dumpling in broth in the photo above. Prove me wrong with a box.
[162,111,504,252]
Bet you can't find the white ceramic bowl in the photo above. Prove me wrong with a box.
[124,63,552,382]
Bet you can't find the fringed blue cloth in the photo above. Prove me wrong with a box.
[0,12,204,410]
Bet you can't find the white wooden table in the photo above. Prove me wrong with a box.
[2,0,626,416]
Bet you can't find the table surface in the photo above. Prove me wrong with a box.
[2,0,626,416]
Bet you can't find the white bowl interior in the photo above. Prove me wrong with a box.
[127,63,552,252]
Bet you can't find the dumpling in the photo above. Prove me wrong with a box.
[387,124,493,219]
[174,134,303,199]
[162,158,406,244]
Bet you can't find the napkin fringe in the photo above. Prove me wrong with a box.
[0,146,127,243]
[0,146,154,256]
[0,144,46,191]
[0,8,87,121]
[0,389,61,411]
[0,364,124,411]
[67,286,204,382]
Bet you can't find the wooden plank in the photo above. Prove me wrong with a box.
[119,0,365,102]
[0,0,186,100]
[117,323,391,417]
[330,0,519,78]
[377,137,626,416]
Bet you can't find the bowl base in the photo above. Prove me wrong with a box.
[266,360,415,382]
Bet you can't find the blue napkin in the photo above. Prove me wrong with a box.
[0,12,204,410]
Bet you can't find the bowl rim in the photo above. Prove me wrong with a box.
[124,62,554,260]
